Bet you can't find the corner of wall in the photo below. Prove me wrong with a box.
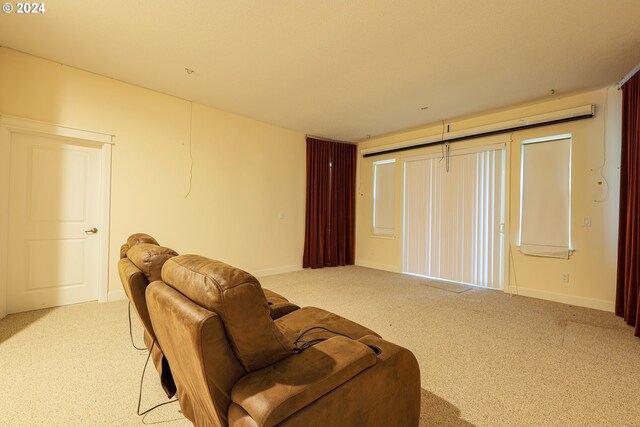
[252,265,302,278]
[107,289,126,302]
[355,259,402,273]
[0,127,11,318]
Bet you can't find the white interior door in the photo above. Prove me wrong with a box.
[7,132,101,313]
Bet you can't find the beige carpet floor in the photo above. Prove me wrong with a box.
[1,265,640,426]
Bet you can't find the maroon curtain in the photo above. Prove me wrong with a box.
[303,138,356,268]
[616,70,640,337]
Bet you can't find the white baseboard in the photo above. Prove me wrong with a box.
[252,264,301,278]
[510,286,614,312]
[107,289,126,302]
[354,259,401,273]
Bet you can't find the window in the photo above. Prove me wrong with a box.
[373,159,395,235]
[519,134,572,258]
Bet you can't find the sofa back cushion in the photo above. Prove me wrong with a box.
[127,232,159,247]
[127,243,178,282]
[120,233,160,258]
[146,281,246,426]
[161,255,294,371]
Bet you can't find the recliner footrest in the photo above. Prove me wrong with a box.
[231,336,377,427]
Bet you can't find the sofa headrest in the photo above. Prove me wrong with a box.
[119,243,130,259]
[161,255,294,372]
[127,243,178,282]
[120,233,160,259]
[128,233,159,248]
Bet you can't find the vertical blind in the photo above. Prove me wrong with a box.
[519,135,571,258]
[404,144,504,288]
[373,160,396,235]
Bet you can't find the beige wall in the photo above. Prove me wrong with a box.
[357,88,622,311]
[0,48,306,300]
[0,46,623,312]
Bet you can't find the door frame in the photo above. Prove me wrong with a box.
[0,115,114,319]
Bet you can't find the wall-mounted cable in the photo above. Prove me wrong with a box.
[446,143,450,172]
[436,120,451,172]
[439,120,446,166]
[593,94,610,203]
[185,102,194,198]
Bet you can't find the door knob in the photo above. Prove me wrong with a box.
[85,227,98,234]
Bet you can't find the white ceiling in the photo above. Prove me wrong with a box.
[1,1,639,141]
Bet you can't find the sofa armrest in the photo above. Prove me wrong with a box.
[231,336,377,427]
[262,288,299,319]
[267,301,300,319]
[117,257,153,336]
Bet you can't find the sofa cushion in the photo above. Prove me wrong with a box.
[127,243,178,282]
[231,336,377,427]
[276,306,380,344]
[118,257,154,333]
[161,255,294,372]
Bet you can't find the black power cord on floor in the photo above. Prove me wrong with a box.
[137,338,178,416]
[128,302,146,351]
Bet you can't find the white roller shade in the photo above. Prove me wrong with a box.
[519,135,572,258]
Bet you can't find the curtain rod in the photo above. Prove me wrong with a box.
[618,63,640,88]
[362,113,593,158]
[306,134,356,145]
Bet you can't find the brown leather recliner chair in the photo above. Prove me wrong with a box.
[147,254,421,427]
[118,234,301,399]
[118,233,180,397]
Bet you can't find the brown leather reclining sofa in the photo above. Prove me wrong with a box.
[118,234,299,398]
[119,234,420,427]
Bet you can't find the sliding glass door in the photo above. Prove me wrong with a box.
[403,143,505,289]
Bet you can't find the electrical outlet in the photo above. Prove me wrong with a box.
[561,273,570,283]
[583,217,592,227]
